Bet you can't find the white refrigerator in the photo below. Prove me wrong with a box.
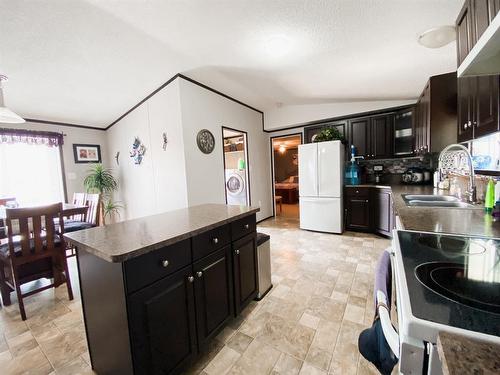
[298,140,344,233]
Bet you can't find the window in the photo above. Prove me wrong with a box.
[0,129,65,206]
[470,133,500,171]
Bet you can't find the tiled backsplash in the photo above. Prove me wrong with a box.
[359,155,432,175]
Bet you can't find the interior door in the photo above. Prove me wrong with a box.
[318,141,343,198]
[298,143,318,197]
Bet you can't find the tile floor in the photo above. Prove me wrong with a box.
[0,217,390,374]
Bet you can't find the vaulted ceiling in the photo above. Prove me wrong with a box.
[0,0,463,128]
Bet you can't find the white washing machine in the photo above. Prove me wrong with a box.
[225,169,248,205]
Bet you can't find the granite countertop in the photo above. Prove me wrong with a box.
[437,332,500,375]
[389,184,500,237]
[64,204,260,263]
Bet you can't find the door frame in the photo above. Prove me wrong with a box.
[221,126,251,206]
[269,132,303,217]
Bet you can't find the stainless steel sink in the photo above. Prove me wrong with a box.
[403,194,459,202]
[407,201,473,208]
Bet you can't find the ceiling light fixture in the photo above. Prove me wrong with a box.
[0,75,25,124]
[418,25,456,48]
[279,144,286,153]
[265,34,292,58]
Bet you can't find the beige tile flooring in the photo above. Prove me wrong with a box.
[0,217,390,374]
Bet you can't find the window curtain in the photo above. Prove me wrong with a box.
[0,129,65,207]
[0,128,64,147]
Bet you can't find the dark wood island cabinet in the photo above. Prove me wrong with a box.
[65,204,259,375]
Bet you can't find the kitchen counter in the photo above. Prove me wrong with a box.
[64,203,260,262]
[437,332,500,375]
[390,184,500,237]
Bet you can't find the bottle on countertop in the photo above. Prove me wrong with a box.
[484,178,495,213]
[344,145,363,185]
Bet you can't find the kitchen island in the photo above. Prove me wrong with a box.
[64,204,260,375]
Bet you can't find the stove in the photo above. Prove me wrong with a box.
[391,230,500,374]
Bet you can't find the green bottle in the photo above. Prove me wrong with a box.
[485,179,495,213]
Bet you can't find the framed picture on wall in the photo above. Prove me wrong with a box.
[73,144,102,163]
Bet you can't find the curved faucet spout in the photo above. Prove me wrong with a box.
[437,143,476,203]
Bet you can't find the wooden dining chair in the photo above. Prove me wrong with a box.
[0,202,73,320]
[85,193,101,226]
[71,193,87,221]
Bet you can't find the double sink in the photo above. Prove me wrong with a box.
[402,194,477,208]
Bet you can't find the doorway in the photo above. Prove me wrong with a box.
[271,134,302,219]
[222,127,250,206]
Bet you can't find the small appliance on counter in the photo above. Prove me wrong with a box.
[373,164,384,184]
[401,167,425,184]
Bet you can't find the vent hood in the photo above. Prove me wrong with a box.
[458,14,500,77]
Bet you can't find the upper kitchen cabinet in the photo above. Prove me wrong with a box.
[347,115,393,159]
[456,0,500,77]
[414,72,458,153]
[348,117,370,157]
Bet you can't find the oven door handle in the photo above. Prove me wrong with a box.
[377,290,400,359]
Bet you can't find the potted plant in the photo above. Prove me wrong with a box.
[313,127,347,144]
[83,164,120,225]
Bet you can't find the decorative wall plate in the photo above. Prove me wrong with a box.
[197,129,215,154]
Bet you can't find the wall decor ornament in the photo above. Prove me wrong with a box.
[197,129,215,154]
[130,137,146,165]
[162,132,168,151]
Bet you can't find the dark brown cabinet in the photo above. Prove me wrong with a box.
[345,187,394,237]
[348,118,371,158]
[373,188,394,237]
[78,213,258,375]
[455,1,500,143]
[232,233,258,315]
[193,246,234,349]
[370,115,393,159]
[414,72,457,153]
[304,120,347,143]
[128,266,197,375]
[345,187,371,231]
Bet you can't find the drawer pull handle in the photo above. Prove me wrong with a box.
[197,271,203,278]
[161,260,169,268]
[244,224,249,229]
[188,276,194,283]
[235,249,240,255]
[212,237,219,244]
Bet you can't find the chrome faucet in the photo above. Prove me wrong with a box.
[437,143,477,203]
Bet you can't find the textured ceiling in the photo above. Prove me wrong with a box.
[0,0,462,128]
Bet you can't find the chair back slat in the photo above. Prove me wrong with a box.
[5,203,63,264]
[72,193,87,221]
[85,194,100,225]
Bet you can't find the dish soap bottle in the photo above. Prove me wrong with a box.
[484,178,495,213]
[345,145,363,185]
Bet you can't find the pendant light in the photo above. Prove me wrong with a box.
[0,75,25,123]
[417,25,456,48]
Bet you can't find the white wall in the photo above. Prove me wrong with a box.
[178,79,273,221]
[264,100,416,130]
[1,121,108,201]
[106,79,188,220]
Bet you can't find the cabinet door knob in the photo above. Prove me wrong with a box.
[161,260,169,268]
[197,271,203,278]
[235,249,240,255]
[188,276,194,283]
[212,237,219,244]
[244,224,249,229]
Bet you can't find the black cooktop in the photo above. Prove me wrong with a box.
[397,231,500,337]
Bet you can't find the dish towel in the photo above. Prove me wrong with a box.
[358,249,398,375]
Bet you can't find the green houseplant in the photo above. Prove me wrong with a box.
[313,127,347,144]
[83,164,120,225]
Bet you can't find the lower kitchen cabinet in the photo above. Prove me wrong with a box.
[193,246,234,349]
[232,233,258,315]
[345,187,372,231]
[77,213,258,375]
[344,186,394,237]
[128,266,198,375]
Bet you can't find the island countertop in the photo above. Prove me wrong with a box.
[64,204,260,263]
